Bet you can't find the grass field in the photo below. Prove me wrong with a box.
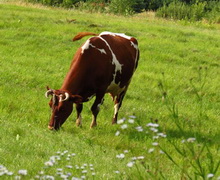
[0,1,220,179]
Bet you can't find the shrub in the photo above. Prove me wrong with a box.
[132,0,146,13]
[144,0,173,11]
[205,1,220,23]
[109,0,134,15]
[25,0,82,8]
[156,1,207,21]
[156,0,220,22]
[74,0,107,13]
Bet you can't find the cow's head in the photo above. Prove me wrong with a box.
[45,87,82,130]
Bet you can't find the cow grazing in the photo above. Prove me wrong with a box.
[45,31,139,130]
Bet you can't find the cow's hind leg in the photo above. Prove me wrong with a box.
[112,90,127,124]
[76,103,83,127]
[90,93,104,128]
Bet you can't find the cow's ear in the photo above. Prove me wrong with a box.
[70,95,83,104]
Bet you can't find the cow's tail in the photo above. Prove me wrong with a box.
[72,32,98,42]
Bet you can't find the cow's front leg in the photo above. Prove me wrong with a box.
[90,94,104,128]
[76,103,83,127]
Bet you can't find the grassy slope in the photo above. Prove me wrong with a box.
[0,2,219,179]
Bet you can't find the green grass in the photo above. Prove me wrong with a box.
[0,2,220,179]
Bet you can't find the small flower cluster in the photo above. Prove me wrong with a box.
[0,165,13,176]
[115,117,167,154]
[181,137,196,143]
[115,149,145,172]
[146,122,166,154]
[115,116,136,136]
[36,150,96,179]
[1,150,96,180]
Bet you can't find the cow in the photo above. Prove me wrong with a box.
[45,31,139,130]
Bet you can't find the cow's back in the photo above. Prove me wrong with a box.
[61,32,139,100]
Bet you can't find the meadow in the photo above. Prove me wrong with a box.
[0,1,220,179]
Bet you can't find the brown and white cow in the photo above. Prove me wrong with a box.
[45,31,139,130]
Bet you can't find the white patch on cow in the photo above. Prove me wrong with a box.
[81,39,90,54]
[99,36,122,74]
[114,103,119,118]
[90,44,106,54]
[131,41,138,50]
[100,31,131,40]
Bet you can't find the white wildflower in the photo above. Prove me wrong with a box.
[18,169,27,175]
[187,137,196,143]
[44,175,55,180]
[118,118,125,124]
[81,175,86,179]
[159,150,165,154]
[148,148,155,153]
[60,174,68,179]
[67,172,72,177]
[135,126,143,132]
[39,171,44,175]
[147,123,159,127]
[44,161,54,166]
[157,133,167,138]
[6,171,13,175]
[137,156,145,160]
[66,165,73,169]
[129,115,136,119]
[14,176,21,180]
[153,136,159,139]
[63,150,68,154]
[82,170,87,174]
[89,164,93,167]
[116,153,125,159]
[92,172,96,176]
[90,167,94,171]
[207,174,214,179]
[71,153,76,157]
[124,150,129,153]
[72,177,81,180]
[57,168,63,172]
[150,127,158,133]
[128,119,134,124]
[121,124,128,129]
[131,157,137,161]
[127,161,135,167]
[152,142,159,146]
[114,170,120,174]
[115,131,120,136]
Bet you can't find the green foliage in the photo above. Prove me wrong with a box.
[109,0,134,15]
[132,0,146,13]
[156,1,208,21]
[144,0,173,10]
[24,0,220,22]
[25,0,81,7]
[74,0,107,13]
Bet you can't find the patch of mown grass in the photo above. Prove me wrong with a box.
[0,2,220,179]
